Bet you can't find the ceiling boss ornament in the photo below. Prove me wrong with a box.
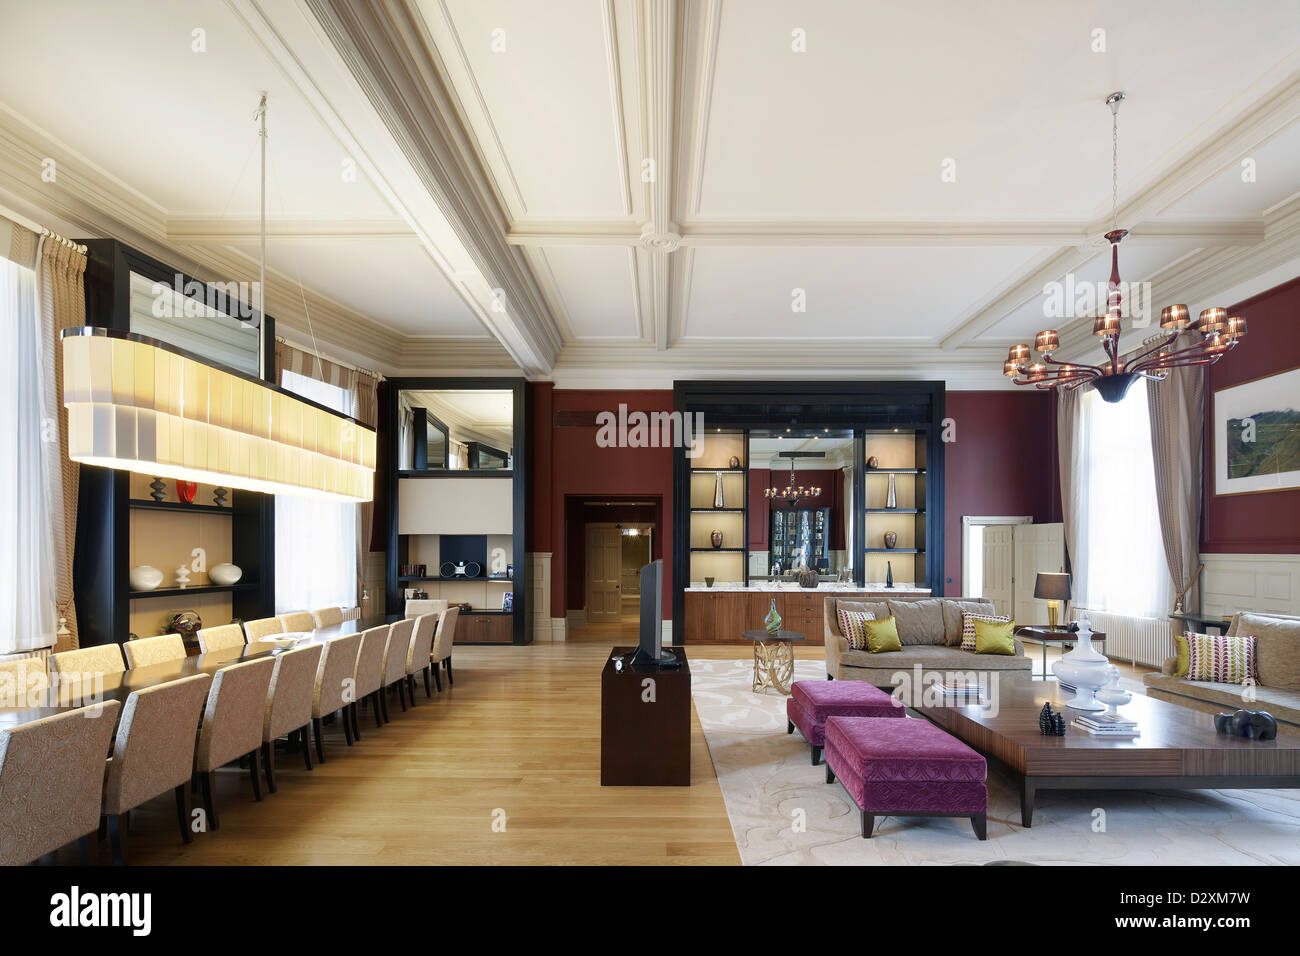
[1003,92,1247,403]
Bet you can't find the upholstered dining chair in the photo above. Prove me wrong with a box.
[260,642,324,793]
[101,673,211,865]
[0,701,120,866]
[278,611,315,633]
[243,617,284,642]
[197,623,246,655]
[0,656,50,707]
[379,618,416,722]
[193,657,275,830]
[311,606,344,627]
[352,625,390,739]
[405,613,438,701]
[405,598,448,619]
[430,607,459,691]
[311,632,362,763]
[123,634,187,669]
[49,643,125,678]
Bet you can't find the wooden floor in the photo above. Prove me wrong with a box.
[112,628,744,866]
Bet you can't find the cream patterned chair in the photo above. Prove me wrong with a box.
[101,673,211,865]
[197,623,246,655]
[0,701,120,865]
[278,611,316,633]
[260,642,324,793]
[405,613,438,700]
[380,619,416,722]
[311,606,344,628]
[193,658,275,830]
[49,643,125,678]
[352,625,390,738]
[243,617,284,642]
[311,633,362,763]
[430,607,459,691]
[405,598,448,619]
[123,634,187,669]
[0,657,50,708]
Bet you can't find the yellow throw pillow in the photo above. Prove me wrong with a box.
[973,618,1016,655]
[1173,633,1189,677]
[862,616,902,654]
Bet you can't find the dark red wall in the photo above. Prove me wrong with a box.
[1201,275,1300,554]
[943,391,1061,594]
[748,468,846,551]
[527,385,674,620]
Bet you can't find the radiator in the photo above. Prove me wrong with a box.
[1076,608,1172,668]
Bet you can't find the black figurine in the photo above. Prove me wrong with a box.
[1039,702,1066,736]
[1214,708,1278,741]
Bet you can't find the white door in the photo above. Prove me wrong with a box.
[1013,522,1066,626]
[585,525,623,623]
[982,526,1015,617]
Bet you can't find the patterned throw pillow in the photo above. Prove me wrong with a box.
[962,611,1010,652]
[1185,631,1257,685]
[838,609,877,651]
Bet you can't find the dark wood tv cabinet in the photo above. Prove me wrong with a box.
[600,646,691,786]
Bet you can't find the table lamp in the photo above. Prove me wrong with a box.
[1034,572,1071,629]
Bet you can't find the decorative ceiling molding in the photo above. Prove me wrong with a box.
[167,217,416,243]
[636,0,680,351]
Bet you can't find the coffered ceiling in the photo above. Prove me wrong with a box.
[1,0,1298,387]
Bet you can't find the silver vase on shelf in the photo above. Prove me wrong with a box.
[885,472,897,509]
[713,471,724,509]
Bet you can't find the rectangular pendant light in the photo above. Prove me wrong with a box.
[61,327,375,502]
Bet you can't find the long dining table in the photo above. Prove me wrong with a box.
[0,616,393,731]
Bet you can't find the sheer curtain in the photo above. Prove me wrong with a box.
[1073,384,1173,618]
[0,258,57,651]
[275,371,357,613]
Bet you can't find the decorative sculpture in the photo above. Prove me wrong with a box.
[1213,708,1278,741]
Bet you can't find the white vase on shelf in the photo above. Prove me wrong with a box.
[209,563,243,586]
[1052,617,1110,711]
[129,565,163,591]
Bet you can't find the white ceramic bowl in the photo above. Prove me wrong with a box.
[209,563,243,586]
[129,565,164,591]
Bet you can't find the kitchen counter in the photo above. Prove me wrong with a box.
[682,584,932,645]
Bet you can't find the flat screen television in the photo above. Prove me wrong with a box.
[634,560,676,666]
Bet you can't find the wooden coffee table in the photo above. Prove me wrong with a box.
[913,677,1300,826]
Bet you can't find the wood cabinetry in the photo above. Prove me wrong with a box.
[458,612,513,644]
[682,589,930,645]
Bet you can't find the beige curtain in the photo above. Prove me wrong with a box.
[1146,337,1204,626]
[353,371,379,617]
[39,239,88,652]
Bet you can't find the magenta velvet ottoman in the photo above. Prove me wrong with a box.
[824,716,988,840]
[786,680,903,765]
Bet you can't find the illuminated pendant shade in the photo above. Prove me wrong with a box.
[61,328,376,502]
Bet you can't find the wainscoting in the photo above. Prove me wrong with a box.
[1199,552,1300,619]
[527,552,554,641]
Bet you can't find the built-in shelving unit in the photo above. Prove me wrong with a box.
[687,431,749,587]
[862,429,931,588]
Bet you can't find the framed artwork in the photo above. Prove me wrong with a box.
[1213,365,1300,497]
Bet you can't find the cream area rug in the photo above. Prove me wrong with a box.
[690,659,1300,866]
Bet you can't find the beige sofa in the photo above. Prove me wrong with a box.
[1142,610,1300,733]
[823,595,1033,685]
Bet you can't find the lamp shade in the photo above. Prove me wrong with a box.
[61,327,375,502]
[1033,572,1071,601]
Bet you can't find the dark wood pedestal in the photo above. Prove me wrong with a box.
[600,646,691,786]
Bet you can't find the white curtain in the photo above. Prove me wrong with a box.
[275,371,358,613]
[0,258,57,651]
[1073,384,1173,618]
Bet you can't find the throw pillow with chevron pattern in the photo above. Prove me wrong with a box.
[962,611,1010,652]
[837,609,877,651]
[1185,631,1257,685]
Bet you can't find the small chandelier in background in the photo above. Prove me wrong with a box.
[1004,91,1247,403]
[764,457,821,507]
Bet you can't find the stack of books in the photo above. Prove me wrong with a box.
[933,679,984,704]
[1071,713,1139,737]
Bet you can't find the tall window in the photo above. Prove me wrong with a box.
[0,258,57,652]
[1075,384,1172,618]
[275,371,357,613]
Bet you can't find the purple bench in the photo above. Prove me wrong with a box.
[824,716,988,840]
[786,679,903,765]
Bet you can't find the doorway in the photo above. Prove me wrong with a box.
[568,496,663,632]
[961,516,1065,622]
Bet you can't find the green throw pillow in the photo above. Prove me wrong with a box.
[974,618,1016,655]
[1173,633,1189,676]
[862,616,902,654]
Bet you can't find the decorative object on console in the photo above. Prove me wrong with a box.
[128,565,163,591]
[883,531,897,549]
[1052,615,1111,711]
[1034,571,1071,628]
[213,486,228,507]
[1212,366,1300,497]
[174,565,191,589]
[149,477,166,502]
[764,598,782,634]
[728,455,740,469]
[1039,702,1066,736]
[1214,709,1278,741]
[704,576,715,588]
[713,471,724,508]
[208,562,242,586]
[885,473,897,509]
[502,591,514,612]
[164,610,201,642]
[885,560,894,588]
[1002,92,1246,403]
[798,571,819,589]
[710,529,723,549]
[176,480,197,504]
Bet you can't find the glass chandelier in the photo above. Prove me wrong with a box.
[764,458,821,507]
[1004,92,1247,403]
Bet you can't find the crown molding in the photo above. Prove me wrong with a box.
[167,217,416,243]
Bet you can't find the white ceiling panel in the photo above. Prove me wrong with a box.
[539,245,642,339]
[684,245,1052,340]
[1156,121,1300,220]
[696,0,1300,220]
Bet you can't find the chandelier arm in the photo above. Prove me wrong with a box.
[1040,353,1107,374]
[1128,339,1231,374]
[1121,329,1182,371]
[1135,355,1228,372]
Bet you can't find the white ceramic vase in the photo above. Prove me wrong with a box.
[129,565,164,591]
[209,562,243,586]
[1052,630,1110,711]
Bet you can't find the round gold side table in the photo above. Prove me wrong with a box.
[743,629,806,695]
